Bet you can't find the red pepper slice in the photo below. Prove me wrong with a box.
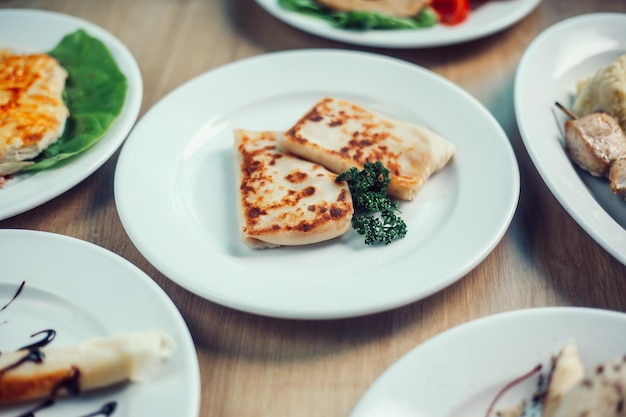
[431,0,471,26]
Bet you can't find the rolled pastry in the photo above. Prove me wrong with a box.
[0,329,176,404]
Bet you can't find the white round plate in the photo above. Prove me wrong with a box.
[0,230,200,417]
[350,307,626,417]
[255,0,541,48]
[515,13,626,265]
[114,49,519,319]
[0,9,142,221]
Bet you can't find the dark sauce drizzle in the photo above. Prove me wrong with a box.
[16,398,54,417]
[0,280,25,313]
[0,329,56,377]
[80,401,118,417]
[485,364,543,417]
[0,281,118,416]
[0,280,25,327]
[17,400,117,417]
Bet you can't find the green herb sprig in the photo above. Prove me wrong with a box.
[336,161,407,245]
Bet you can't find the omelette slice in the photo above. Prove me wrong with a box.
[234,129,354,249]
[0,330,175,404]
[0,49,69,176]
[280,97,456,201]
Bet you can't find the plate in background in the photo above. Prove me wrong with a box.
[350,307,626,417]
[255,0,541,48]
[515,13,626,265]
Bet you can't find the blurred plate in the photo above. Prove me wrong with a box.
[515,13,626,265]
[255,0,541,48]
[0,229,200,417]
[350,307,626,417]
[0,9,142,221]
[114,49,519,319]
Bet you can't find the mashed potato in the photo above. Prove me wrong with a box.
[572,54,626,132]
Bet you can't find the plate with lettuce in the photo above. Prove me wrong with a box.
[0,9,142,221]
[255,0,542,48]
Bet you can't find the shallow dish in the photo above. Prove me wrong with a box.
[0,9,142,221]
[515,13,626,265]
[350,307,626,417]
[255,0,541,48]
[114,49,519,319]
[0,229,200,417]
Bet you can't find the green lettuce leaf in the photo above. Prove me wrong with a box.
[23,29,127,172]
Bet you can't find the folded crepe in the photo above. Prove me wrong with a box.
[280,97,456,201]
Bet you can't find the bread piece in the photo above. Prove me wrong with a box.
[542,339,585,417]
[0,330,175,404]
[281,97,455,201]
[0,50,69,175]
[234,129,354,249]
[572,54,626,133]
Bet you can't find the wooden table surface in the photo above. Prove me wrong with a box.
[2,1,626,416]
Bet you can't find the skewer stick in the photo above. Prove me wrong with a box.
[555,101,578,120]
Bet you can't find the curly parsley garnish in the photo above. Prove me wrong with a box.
[336,161,407,245]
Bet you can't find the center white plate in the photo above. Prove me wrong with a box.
[350,307,626,417]
[514,13,626,265]
[114,49,519,319]
[0,230,200,417]
[255,0,541,48]
[0,9,142,221]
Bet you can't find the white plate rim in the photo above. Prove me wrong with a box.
[254,0,542,48]
[514,13,626,266]
[114,48,520,319]
[0,229,200,417]
[0,9,143,221]
[349,306,626,417]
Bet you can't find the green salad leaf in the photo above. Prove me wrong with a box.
[278,0,438,30]
[23,29,127,172]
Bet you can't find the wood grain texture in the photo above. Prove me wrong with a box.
[2,1,626,416]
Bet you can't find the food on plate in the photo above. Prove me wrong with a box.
[491,339,626,417]
[277,0,440,30]
[0,329,175,404]
[336,161,407,245]
[541,339,584,417]
[0,29,127,186]
[234,129,354,248]
[610,157,626,196]
[555,102,626,200]
[572,54,626,133]
[0,50,69,176]
[280,97,456,201]
[234,97,454,248]
[315,0,431,17]
[559,105,626,177]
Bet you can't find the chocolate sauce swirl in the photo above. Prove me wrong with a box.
[0,329,56,376]
[80,402,117,417]
[16,398,54,417]
[17,399,118,417]
[0,281,25,313]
